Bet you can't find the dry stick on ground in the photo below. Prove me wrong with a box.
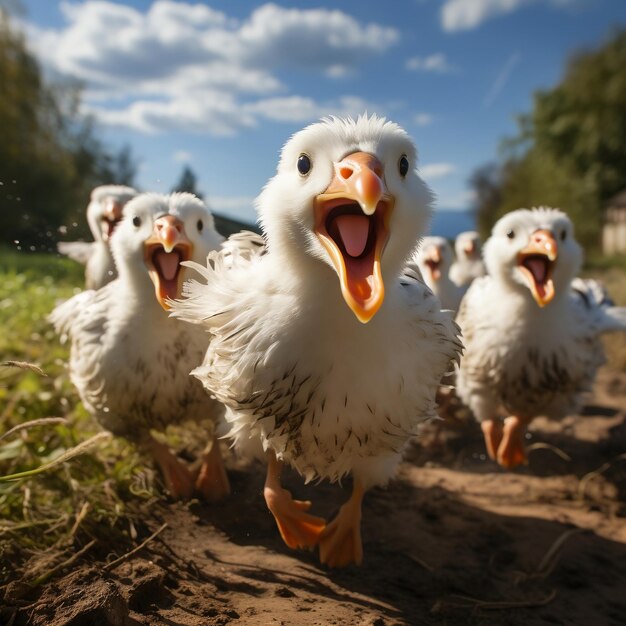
[578,453,626,500]
[433,588,558,613]
[408,552,435,573]
[29,539,97,586]
[514,527,585,585]
[103,522,168,571]
[67,502,90,543]
[526,442,572,463]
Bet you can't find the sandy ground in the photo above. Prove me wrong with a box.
[3,368,626,626]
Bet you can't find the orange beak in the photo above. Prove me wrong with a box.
[517,229,558,307]
[314,152,393,323]
[101,199,123,241]
[463,241,475,257]
[424,245,442,281]
[144,215,193,310]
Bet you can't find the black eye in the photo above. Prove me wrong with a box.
[506,229,515,239]
[132,216,141,227]
[297,154,311,176]
[560,229,566,241]
[399,155,409,178]
[197,219,203,232]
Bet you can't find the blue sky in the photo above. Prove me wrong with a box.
[15,0,626,225]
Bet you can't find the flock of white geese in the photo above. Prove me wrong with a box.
[50,115,626,568]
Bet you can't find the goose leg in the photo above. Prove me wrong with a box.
[497,415,530,469]
[148,437,194,499]
[319,479,365,568]
[264,450,326,549]
[481,418,504,461]
[195,437,231,502]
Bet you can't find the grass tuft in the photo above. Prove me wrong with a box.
[0,248,162,588]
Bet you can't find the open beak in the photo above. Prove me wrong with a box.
[517,229,558,307]
[144,215,193,310]
[314,152,393,323]
[101,199,123,242]
[423,246,442,281]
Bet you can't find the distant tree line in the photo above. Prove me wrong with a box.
[0,10,138,249]
[471,28,626,251]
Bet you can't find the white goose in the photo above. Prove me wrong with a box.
[450,230,485,288]
[51,192,229,500]
[172,116,461,566]
[58,185,137,289]
[456,207,626,468]
[412,236,465,311]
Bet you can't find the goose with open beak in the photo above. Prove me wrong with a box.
[58,185,138,290]
[412,236,465,311]
[456,207,626,469]
[172,115,462,567]
[50,192,230,501]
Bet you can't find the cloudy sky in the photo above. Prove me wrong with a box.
[15,0,626,224]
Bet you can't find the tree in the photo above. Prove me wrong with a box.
[0,10,139,248]
[171,165,203,198]
[98,144,139,187]
[471,28,626,250]
[469,163,503,237]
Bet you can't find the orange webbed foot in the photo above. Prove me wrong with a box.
[264,485,326,549]
[149,439,195,499]
[481,418,504,461]
[496,416,530,469]
[319,482,364,568]
[195,438,231,502]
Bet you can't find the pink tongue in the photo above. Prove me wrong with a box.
[154,250,180,281]
[525,257,547,283]
[335,214,370,258]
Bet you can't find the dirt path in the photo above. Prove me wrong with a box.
[5,369,626,625]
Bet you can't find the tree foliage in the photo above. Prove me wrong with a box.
[171,165,203,199]
[0,11,138,248]
[472,28,626,250]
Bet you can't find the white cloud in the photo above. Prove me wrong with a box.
[245,95,381,124]
[420,163,456,179]
[431,185,476,211]
[173,150,192,163]
[435,189,476,210]
[89,92,257,135]
[441,0,578,32]
[235,4,398,68]
[406,53,453,73]
[21,1,399,135]
[414,112,434,126]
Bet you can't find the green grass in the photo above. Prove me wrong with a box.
[0,248,159,588]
